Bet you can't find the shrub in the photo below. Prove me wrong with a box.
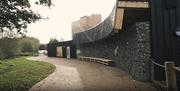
[0,48,4,60]
[0,38,20,59]
[0,37,40,59]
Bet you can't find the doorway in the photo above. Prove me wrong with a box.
[66,46,70,58]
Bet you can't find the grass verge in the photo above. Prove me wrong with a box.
[0,57,55,91]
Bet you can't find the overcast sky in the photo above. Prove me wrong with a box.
[27,0,116,44]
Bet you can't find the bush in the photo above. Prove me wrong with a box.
[0,48,4,60]
[0,38,20,59]
[0,37,40,59]
[18,37,40,55]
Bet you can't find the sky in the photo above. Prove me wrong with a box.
[27,0,116,44]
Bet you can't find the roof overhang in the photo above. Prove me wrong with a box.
[118,1,149,8]
[114,1,149,31]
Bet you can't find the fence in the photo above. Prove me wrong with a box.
[152,61,180,91]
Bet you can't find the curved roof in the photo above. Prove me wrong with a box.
[73,0,149,44]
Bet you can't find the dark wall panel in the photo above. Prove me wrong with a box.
[47,44,56,57]
[150,0,180,64]
[47,41,77,58]
[77,22,151,81]
[70,45,77,58]
[150,0,180,81]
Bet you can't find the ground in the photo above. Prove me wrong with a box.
[28,55,161,91]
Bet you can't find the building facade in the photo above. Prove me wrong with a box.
[71,14,101,34]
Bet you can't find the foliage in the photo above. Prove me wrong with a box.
[0,36,40,59]
[0,0,52,33]
[48,37,59,44]
[18,37,40,53]
[0,30,21,38]
[0,48,4,60]
[0,57,55,91]
[0,38,20,59]
[0,0,51,59]
[39,44,47,50]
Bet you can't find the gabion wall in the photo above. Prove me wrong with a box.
[77,22,151,81]
[73,6,116,44]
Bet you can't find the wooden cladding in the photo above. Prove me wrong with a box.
[114,1,149,31]
[114,8,124,31]
[117,1,149,8]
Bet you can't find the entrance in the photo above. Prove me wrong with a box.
[56,46,63,57]
[66,46,70,58]
[47,41,77,58]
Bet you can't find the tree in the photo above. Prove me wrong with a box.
[39,44,47,50]
[0,38,20,59]
[0,0,52,34]
[0,30,20,38]
[0,0,51,59]
[48,37,59,44]
[18,37,40,54]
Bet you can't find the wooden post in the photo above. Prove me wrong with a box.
[165,62,177,91]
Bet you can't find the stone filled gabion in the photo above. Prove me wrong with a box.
[73,6,116,44]
[77,22,151,81]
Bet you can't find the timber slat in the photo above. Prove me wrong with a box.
[79,56,114,66]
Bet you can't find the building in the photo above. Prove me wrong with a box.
[71,14,101,34]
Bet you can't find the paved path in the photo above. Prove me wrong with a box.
[28,56,161,91]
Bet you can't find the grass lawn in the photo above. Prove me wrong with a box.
[0,57,55,91]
